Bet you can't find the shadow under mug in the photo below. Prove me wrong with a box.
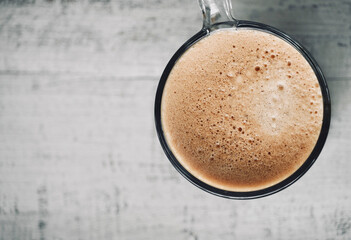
[154,0,331,199]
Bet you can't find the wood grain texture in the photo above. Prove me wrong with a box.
[0,0,350,239]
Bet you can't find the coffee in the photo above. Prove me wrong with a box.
[161,29,323,191]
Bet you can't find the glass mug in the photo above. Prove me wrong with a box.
[154,0,331,199]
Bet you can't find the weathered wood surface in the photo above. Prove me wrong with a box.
[0,0,350,239]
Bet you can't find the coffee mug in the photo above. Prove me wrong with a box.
[154,0,331,199]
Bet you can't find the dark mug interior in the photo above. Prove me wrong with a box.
[154,20,331,199]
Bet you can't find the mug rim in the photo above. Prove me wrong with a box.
[154,20,331,199]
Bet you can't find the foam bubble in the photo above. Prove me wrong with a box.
[277,83,284,90]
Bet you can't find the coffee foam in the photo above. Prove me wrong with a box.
[161,29,323,191]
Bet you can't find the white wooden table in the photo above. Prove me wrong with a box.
[0,0,350,239]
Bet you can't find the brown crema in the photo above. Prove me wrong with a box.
[161,29,323,191]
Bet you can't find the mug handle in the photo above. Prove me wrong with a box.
[198,0,238,30]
